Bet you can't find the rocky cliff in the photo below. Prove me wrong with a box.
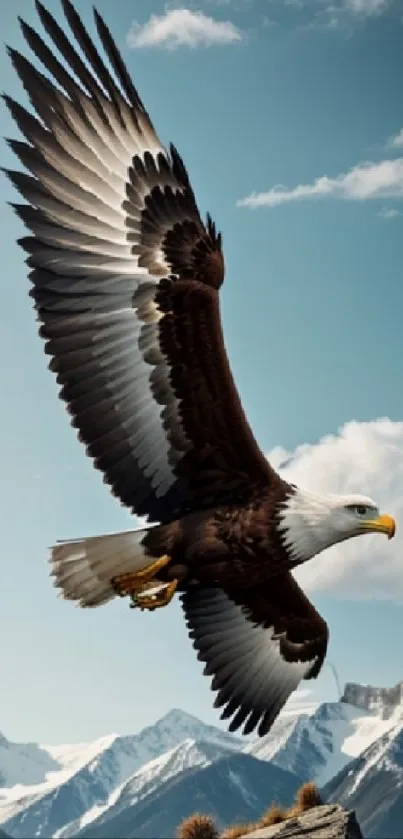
[341,680,403,719]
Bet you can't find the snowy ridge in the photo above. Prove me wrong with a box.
[78,752,302,839]
[0,732,61,789]
[324,712,403,838]
[61,739,233,838]
[347,714,403,795]
[243,705,316,763]
[0,711,240,839]
[246,699,403,786]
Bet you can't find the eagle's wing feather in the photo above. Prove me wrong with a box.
[181,575,328,736]
[5,0,273,524]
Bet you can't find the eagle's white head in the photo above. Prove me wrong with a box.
[278,488,395,564]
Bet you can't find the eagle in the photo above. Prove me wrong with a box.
[5,0,395,737]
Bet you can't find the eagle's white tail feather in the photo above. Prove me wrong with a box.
[50,526,158,608]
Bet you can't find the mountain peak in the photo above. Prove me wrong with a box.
[341,680,403,719]
[155,708,202,728]
[142,708,241,750]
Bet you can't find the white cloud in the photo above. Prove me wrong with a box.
[237,158,403,208]
[127,9,242,50]
[378,206,400,219]
[287,0,393,30]
[344,0,389,15]
[287,687,314,706]
[388,128,403,149]
[262,15,277,27]
[267,418,403,602]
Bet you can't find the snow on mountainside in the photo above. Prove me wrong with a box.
[79,752,301,839]
[0,711,241,839]
[324,714,403,838]
[0,731,61,788]
[243,705,316,763]
[246,698,403,786]
[60,739,233,838]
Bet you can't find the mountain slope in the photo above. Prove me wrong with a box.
[0,711,240,839]
[243,709,311,764]
[0,731,60,788]
[79,753,302,839]
[59,739,233,838]
[247,700,400,785]
[324,718,403,839]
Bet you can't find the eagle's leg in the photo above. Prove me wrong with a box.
[130,579,178,611]
[111,554,171,597]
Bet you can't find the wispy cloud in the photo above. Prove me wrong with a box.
[298,0,394,31]
[267,418,403,602]
[127,9,242,50]
[344,0,390,15]
[237,158,403,208]
[262,15,277,27]
[378,206,400,219]
[388,128,403,149]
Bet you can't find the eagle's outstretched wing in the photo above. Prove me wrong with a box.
[181,574,328,736]
[5,0,274,524]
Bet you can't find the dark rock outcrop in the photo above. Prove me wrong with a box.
[242,804,362,839]
[341,680,403,719]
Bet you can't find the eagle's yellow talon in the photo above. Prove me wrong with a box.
[111,555,171,597]
[131,579,178,611]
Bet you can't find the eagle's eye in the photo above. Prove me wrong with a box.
[345,504,370,517]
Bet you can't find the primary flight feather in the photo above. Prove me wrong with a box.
[5,0,396,737]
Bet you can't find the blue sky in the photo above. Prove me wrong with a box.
[1,0,403,745]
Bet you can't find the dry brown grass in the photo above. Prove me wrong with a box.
[180,780,322,839]
[177,813,220,839]
[258,804,288,827]
[288,782,322,816]
[220,822,256,839]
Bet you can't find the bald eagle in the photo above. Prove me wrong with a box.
[5,0,395,737]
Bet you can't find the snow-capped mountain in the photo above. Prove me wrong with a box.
[324,715,403,838]
[0,711,241,839]
[0,731,60,788]
[246,688,403,786]
[59,739,233,838]
[79,752,301,839]
[243,706,314,764]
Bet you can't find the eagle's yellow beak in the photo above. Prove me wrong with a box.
[361,513,396,540]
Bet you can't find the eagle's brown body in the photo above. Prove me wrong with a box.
[144,483,293,591]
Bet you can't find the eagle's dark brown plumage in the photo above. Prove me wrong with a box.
[5,0,394,738]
